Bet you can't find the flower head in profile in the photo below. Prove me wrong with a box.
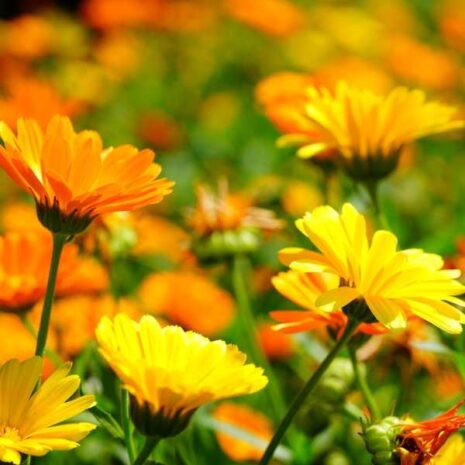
[96,314,267,438]
[0,115,174,234]
[0,356,96,464]
[282,82,464,180]
[397,401,465,465]
[281,203,465,333]
[0,231,107,312]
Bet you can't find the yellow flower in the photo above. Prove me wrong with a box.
[431,435,465,464]
[0,357,96,464]
[95,314,268,437]
[285,82,464,180]
[0,115,174,234]
[280,203,465,333]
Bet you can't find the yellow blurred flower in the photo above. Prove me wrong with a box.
[225,0,305,37]
[280,203,465,333]
[0,356,95,464]
[96,314,268,437]
[0,231,107,312]
[431,435,465,464]
[283,82,464,180]
[281,181,323,217]
[213,403,273,462]
[139,270,234,336]
[0,115,174,234]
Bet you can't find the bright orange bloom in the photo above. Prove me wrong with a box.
[257,323,294,360]
[0,78,83,130]
[271,270,387,337]
[213,403,273,462]
[139,270,234,336]
[30,295,141,359]
[0,115,174,234]
[187,181,282,237]
[226,0,305,37]
[0,231,107,312]
[397,401,465,465]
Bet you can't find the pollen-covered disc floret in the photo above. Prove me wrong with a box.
[280,82,464,181]
[0,115,174,234]
[95,314,268,437]
[280,203,465,333]
[0,357,96,465]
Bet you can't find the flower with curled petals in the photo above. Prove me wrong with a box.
[280,203,465,333]
[0,115,174,234]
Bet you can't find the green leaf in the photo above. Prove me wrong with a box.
[91,405,124,440]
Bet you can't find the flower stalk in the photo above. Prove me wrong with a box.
[121,388,136,464]
[133,436,160,465]
[35,233,67,357]
[258,318,360,465]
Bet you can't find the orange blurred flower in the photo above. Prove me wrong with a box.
[0,15,52,59]
[0,231,107,312]
[258,323,294,361]
[226,0,305,37]
[30,295,141,359]
[385,34,460,91]
[138,111,183,151]
[271,270,387,337]
[439,0,465,53]
[0,115,174,234]
[281,181,323,217]
[433,368,465,401]
[213,403,273,462]
[0,77,83,130]
[139,270,235,336]
[397,401,465,465]
[1,201,44,233]
[187,181,282,237]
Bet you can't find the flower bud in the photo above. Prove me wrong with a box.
[362,417,402,465]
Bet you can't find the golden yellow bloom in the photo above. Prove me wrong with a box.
[139,270,235,336]
[431,435,465,464]
[213,403,273,462]
[285,82,464,180]
[0,115,174,234]
[280,203,465,333]
[0,357,95,464]
[96,314,268,437]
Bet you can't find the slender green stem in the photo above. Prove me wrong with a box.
[363,180,387,230]
[231,254,287,421]
[258,319,359,465]
[35,233,67,357]
[133,436,160,465]
[348,347,381,421]
[121,389,136,464]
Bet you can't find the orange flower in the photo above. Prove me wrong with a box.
[439,0,465,52]
[226,0,305,37]
[1,201,44,233]
[258,323,294,360]
[271,270,387,337]
[138,111,183,151]
[30,295,141,359]
[0,231,107,312]
[213,403,273,462]
[139,270,235,336]
[397,401,465,465]
[187,181,282,237]
[0,78,83,130]
[0,115,174,234]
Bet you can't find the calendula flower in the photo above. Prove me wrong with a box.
[280,203,465,333]
[0,231,107,312]
[271,270,386,336]
[96,314,267,437]
[213,403,273,462]
[0,115,174,234]
[284,82,464,181]
[139,270,235,336]
[0,356,96,464]
[430,435,465,464]
[397,401,465,465]
[257,323,294,360]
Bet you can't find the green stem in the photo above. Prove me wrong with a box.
[363,180,387,230]
[348,347,381,421]
[121,389,136,464]
[231,254,287,421]
[35,233,67,357]
[133,436,160,465]
[258,319,359,465]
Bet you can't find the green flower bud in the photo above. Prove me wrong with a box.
[362,417,402,465]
